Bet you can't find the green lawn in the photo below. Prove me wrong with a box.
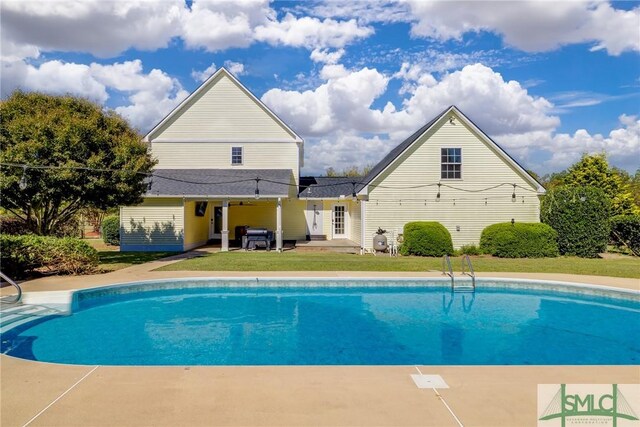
[99,251,176,271]
[156,251,640,278]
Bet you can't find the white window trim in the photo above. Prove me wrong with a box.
[231,146,243,166]
[440,147,462,180]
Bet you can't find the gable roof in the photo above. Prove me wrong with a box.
[359,105,545,194]
[144,67,303,144]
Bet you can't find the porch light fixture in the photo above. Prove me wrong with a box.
[351,181,357,202]
[436,183,441,202]
[254,177,261,200]
[512,184,516,202]
[19,166,27,190]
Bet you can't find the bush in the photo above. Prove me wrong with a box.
[541,186,611,258]
[399,222,453,257]
[0,234,99,279]
[0,215,81,237]
[480,222,559,258]
[610,214,640,256]
[101,215,120,246]
[457,244,481,256]
[0,215,33,235]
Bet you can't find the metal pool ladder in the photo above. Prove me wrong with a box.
[441,255,476,293]
[0,271,22,304]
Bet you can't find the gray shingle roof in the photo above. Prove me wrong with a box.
[147,169,292,197]
[298,176,362,198]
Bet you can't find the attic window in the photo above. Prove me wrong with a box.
[441,148,461,179]
[231,146,243,165]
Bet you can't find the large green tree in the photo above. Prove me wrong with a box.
[1,91,156,235]
[562,154,639,215]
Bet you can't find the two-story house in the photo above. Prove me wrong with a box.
[120,67,544,252]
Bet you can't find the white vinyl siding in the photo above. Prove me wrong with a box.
[120,198,184,250]
[152,73,297,141]
[349,200,362,245]
[364,113,540,249]
[152,142,300,184]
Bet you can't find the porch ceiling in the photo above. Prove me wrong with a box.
[146,169,292,198]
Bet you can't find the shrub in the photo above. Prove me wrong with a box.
[101,215,120,246]
[480,222,559,258]
[541,186,611,258]
[457,244,481,256]
[0,215,33,235]
[610,214,640,256]
[0,234,98,279]
[399,222,453,257]
[0,215,81,237]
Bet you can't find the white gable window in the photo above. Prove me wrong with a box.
[231,146,243,165]
[441,148,462,179]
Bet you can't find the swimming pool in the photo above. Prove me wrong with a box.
[2,278,639,365]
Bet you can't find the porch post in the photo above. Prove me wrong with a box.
[360,200,366,255]
[221,199,229,252]
[276,197,283,252]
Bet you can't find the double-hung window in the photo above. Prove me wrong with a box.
[231,146,243,165]
[441,148,461,179]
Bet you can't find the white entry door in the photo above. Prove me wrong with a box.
[332,204,347,238]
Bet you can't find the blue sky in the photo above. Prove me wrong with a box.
[2,0,639,175]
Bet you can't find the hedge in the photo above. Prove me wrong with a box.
[399,222,453,257]
[101,215,120,246]
[0,234,99,279]
[610,214,640,256]
[541,186,610,258]
[480,222,559,258]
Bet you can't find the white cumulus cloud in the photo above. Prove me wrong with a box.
[2,58,188,132]
[401,0,640,55]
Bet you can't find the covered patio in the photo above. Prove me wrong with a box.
[146,168,296,252]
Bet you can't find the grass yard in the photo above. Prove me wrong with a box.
[157,251,640,279]
[99,251,176,271]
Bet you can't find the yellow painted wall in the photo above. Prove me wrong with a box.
[364,111,541,249]
[282,199,307,240]
[184,201,210,249]
[228,201,276,239]
[227,199,307,240]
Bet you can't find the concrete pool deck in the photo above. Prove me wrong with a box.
[2,256,639,426]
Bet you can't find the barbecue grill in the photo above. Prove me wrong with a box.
[242,227,274,251]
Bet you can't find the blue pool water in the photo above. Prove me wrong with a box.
[2,282,639,365]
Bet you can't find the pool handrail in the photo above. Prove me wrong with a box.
[442,255,454,287]
[461,255,476,290]
[0,271,22,304]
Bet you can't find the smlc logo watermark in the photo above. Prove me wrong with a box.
[538,384,640,427]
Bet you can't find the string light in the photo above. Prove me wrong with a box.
[18,166,27,190]
[1,162,542,199]
[254,177,261,200]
